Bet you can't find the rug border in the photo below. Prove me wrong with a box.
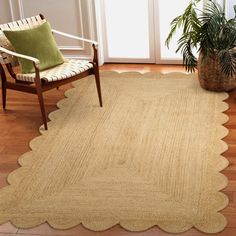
[0,71,230,234]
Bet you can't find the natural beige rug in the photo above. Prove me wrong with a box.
[0,71,229,233]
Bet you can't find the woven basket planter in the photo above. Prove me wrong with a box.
[197,53,236,92]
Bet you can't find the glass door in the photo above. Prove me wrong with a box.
[225,0,236,18]
[156,0,190,63]
[101,0,155,63]
[100,0,204,64]
[156,0,203,64]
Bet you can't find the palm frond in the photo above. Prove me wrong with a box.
[176,33,198,72]
[165,15,183,48]
[165,1,201,48]
[219,49,236,77]
[165,0,236,77]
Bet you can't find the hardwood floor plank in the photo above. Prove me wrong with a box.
[0,222,18,234]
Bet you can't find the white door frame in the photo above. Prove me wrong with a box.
[94,0,105,65]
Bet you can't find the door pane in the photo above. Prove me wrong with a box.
[227,0,236,18]
[158,0,202,60]
[159,0,190,60]
[104,0,150,59]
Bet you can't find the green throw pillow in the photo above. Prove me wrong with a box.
[3,22,64,74]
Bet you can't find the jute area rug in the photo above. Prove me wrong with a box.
[0,71,229,233]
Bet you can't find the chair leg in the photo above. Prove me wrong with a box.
[36,89,48,130]
[94,64,103,107]
[1,76,6,110]
[0,64,7,110]
[35,84,48,130]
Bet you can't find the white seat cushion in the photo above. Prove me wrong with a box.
[16,59,94,83]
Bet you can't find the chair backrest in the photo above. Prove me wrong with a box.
[0,15,46,66]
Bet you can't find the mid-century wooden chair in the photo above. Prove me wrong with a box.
[0,14,102,130]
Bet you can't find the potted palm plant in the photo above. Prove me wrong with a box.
[166,0,236,91]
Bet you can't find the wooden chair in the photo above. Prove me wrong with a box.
[0,14,102,130]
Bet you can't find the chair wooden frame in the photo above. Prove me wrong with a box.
[0,15,102,130]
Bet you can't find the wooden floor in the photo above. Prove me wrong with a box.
[0,64,235,236]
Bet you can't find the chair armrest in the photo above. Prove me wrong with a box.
[51,29,98,46]
[0,46,40,66]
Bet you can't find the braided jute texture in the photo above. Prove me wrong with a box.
[0,71,229,233]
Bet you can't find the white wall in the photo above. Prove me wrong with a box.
[0,0,12,23]
[0,0,98,60]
